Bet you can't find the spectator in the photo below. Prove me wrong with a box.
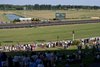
[0,52,7,67]
[66,63,70,67]
[37,62,44,67]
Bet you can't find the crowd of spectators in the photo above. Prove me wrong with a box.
[0,46,100,67]
[0,37,100,52]
[0,50,87,67]
[0,37,100,67]
[0,40,73,52]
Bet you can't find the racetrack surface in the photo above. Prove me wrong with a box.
[0,19,100,29]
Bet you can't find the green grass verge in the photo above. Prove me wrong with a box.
[0,23,100,45]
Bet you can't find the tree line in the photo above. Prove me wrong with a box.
[0,4,100,10]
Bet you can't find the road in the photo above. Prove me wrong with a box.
[0,19,100,29]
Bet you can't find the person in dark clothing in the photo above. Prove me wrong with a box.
[8,56,13,67]
[0,52,7,67]
[0,52,7,61]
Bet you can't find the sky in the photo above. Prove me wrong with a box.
[0,0,100,6]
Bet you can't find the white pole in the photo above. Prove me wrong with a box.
[72,30,75,41]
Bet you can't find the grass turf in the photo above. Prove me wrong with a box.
[0,23,100,45]
[0,9,100,22]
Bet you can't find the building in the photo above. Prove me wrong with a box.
[19,18,32,21]
[55,13,66,20]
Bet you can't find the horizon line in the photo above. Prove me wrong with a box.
[0,4,100,7]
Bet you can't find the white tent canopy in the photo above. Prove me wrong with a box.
[19,18,32,21]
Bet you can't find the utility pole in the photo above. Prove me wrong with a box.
[72,30,75,41]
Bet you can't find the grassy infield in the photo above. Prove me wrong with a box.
[0,23,100,44]
[0,10,99,44]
